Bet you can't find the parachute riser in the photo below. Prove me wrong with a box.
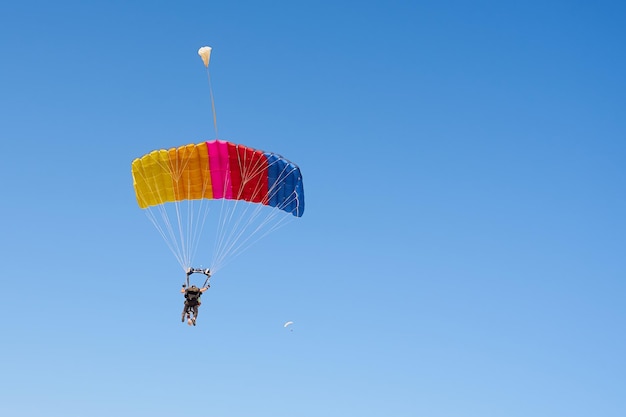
[184,268,212,288]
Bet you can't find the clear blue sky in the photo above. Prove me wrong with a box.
[1,1,625,416]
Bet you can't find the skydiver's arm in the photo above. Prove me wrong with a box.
[200,286,209,292]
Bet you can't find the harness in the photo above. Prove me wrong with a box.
[185,288,201,306]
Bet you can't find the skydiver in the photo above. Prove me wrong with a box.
[181,269,211,326]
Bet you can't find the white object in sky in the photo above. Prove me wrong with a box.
[198,46,212,67]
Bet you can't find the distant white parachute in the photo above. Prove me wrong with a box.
[198,46,212,67]
[284,321,294,328]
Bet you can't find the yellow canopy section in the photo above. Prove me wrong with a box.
[132,142,213,209]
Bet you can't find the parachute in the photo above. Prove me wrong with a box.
[131,46,304,275]
[198,46,212,67]
[131,140,304,273]
[284,321,294,328]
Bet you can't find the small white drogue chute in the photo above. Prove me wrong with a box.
[284,321,294,328]
[198,46,212,67]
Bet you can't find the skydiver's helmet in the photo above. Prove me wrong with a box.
[190,285,198,290]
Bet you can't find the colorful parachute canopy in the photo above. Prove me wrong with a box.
[131,140,304,217]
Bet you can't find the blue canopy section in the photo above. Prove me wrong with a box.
[265,153,305,217]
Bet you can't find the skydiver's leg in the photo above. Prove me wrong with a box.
[182,303,188,322]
